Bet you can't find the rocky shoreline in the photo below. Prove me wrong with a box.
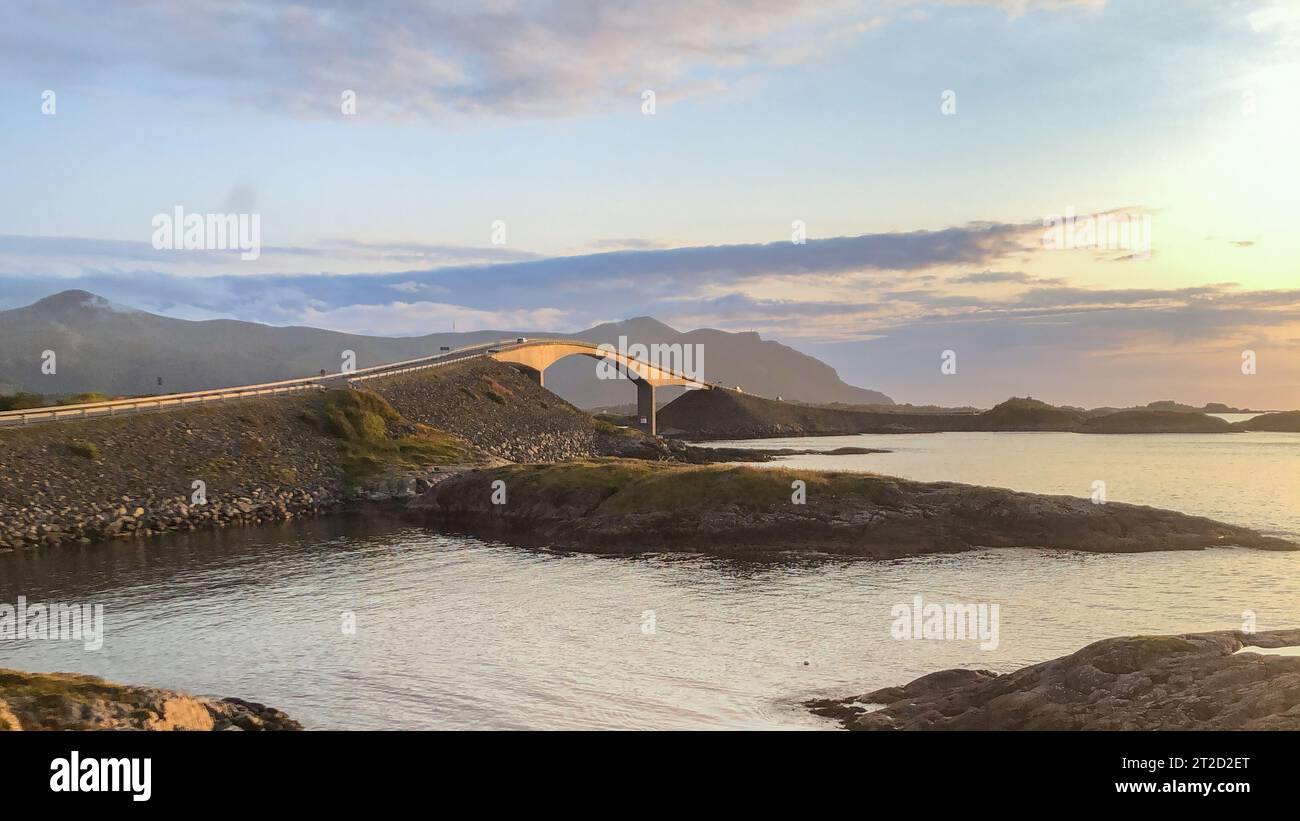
[0,378,530,553]
[0,393,351,553]
[0,668,301,731]
[407,460,1296,558]
[0,358,634,553]
[0,357,873,554]
[807,629,1300,730]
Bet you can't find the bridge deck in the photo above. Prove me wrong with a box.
[0,338,723,433]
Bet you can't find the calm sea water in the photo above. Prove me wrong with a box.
[1,428,1298,729]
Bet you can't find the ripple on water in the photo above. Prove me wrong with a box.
[1,432,1298,729]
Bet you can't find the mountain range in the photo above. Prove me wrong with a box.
[0,290,893,408]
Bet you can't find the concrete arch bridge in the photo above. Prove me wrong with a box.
[485,338,714,435]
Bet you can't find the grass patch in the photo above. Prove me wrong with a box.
[482,459,891,515]
[0,392,46,412]
[68,440,100,460]
[0,391,105,411]
[0,670,148,706]
[57,392,110,405]
[481,376,514,400]
[237,435,269,455]
[306,389,475,483]
[1125,636,1200,654]
[593,419,642,438]
[197,457,239,477]
[236,412,267,428]
[269,465,299,484]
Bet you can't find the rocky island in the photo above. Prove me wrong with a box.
[807,629,1300,730]
[407,459,1296,558]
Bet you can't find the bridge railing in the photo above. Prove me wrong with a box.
[487,337,726,390]
[0,340,513,428]
[343,340,518,383]
[0,379,327,427]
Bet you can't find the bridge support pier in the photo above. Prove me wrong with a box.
[636,381,656,437]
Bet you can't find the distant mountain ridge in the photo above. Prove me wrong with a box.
[0,290,893,408]
[547,315,893,407]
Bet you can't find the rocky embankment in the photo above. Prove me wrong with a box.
[0,668,300,731]
[0,393,350,552]
[0,358,779,553]
[407,459,1296,557]
[807,629,1300,730]
[0,372,495,552]
[357,358,776,465]
[365,359,630,463]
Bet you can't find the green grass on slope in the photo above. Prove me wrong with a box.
[305,389,475,483]
[485,459,901,514]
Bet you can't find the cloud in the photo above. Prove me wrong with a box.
[950,270,1038,284]
[589,238,668,251]
[1,0,1111,121]
[3,215,1292,351]
[297,300,577,337]
[797,285,1300,408]
[6,209,1300,407]
[0,234,540,278]
[0,219,1046,322]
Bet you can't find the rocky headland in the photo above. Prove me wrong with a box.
[0,668,300,731]
[407,459,1296,558]
[1234,410,1300,431]
[0,363,669,550]
[0,358,879,554]
[807,629,1300,730]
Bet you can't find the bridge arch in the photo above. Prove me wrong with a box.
[487,340,708,436]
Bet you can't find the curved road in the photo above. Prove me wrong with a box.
[0,338,722,429]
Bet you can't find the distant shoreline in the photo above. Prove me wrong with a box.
[659,391,1298,440]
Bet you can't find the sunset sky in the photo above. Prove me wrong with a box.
[1,0,1298,407]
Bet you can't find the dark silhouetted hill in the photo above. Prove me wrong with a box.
[1233,411,1300,432]
[660,392,1243,438]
